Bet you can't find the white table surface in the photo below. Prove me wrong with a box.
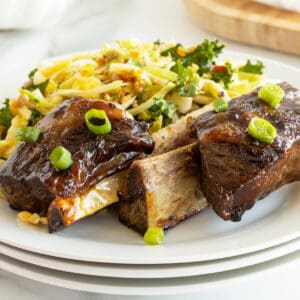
[0,0,299,299]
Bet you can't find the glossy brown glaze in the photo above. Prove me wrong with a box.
[191,82,300,221]
[0,97,154,213]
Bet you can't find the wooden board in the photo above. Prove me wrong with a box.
[184,0,300,55]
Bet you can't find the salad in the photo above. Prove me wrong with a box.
[0,38,265,165]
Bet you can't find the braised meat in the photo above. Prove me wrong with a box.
[0,97,154,215]
[119,143,208,234]
[191,82,300,221]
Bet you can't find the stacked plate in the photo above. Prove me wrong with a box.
[0,52,300,296]
[1,181,300,295]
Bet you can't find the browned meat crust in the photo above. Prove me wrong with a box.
[0,98,154,215]
[191,82,300,221]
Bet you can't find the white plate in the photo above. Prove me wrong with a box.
[1,237,300,278]
[1,249,300,295]
[1,182,300,264]
[0,52,299,264]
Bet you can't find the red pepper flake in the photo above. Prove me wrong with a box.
[212,65,227,73]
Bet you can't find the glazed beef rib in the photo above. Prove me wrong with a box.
[0,97,154,214]
[191,82,300,221]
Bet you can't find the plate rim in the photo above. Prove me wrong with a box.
[1,249,300,295]
[0,237,300,278]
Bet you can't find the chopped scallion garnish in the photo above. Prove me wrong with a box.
[143,227,164,245]
[84,109,112,135]
[258,83,284,107]
[49,146,73,170]
[16,126,40,143]
[213,98,228,113]
[247,117,277,143]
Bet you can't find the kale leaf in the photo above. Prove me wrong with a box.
[239,60,265,74]
[171,59,199,97]
[178,79,199,97]
[0,99,13,128]
[211,63,235,89]
[161,44,181,61]
[28,68,38,80]
[27,67,50,96]
[149,98,176,125]
[138,98,176,128]
[161,39,225,75]
[26,79,49,96]
[28,109,43,126]
[154,39,162,45]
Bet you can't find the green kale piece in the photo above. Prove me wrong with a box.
[28,68,38,80]
[178,78,199,97]
[161,39,225,75]
[239,60,265,74]
[149,98,176,126]
[127,58,142,67]
[27,79,49,96]
[0,99,13,128]
[211,63,235,89]
[137,98,176,129]
[28,109,43,126]
[171,59,199,97]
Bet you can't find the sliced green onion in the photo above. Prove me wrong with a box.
[84,109,111,135]
[143,227,164,245]
[16,126,40,143]
[247,117,277,143]
[213,98,228,113]
[50,146,73,170]
[258,83,284,107]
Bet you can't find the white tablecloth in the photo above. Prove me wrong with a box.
[0,0,299,299]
